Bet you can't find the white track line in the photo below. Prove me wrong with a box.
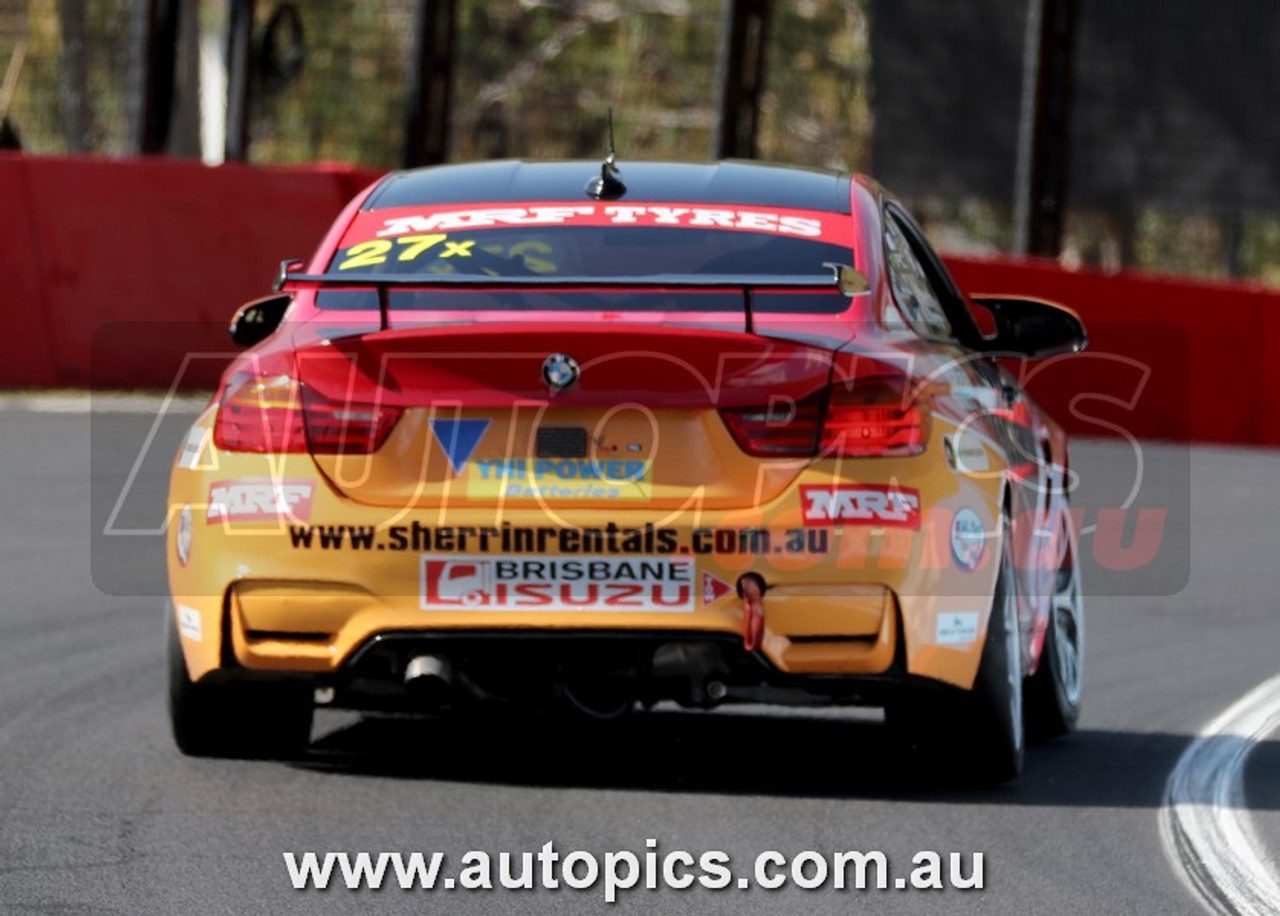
[1160,673,1280,915]
[0,392,209,413]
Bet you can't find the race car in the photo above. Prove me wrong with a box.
[166,158,1087,782]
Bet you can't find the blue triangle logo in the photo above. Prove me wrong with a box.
[430,419,489,474]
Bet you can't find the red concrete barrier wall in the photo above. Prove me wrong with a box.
[945,256,1277,446]
[0,154,381,389]
[0,157,59,386]
[1,154,1274,446]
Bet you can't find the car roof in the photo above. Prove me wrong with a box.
[364,159,855,215]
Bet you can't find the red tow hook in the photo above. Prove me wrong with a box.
[737,574,767,652]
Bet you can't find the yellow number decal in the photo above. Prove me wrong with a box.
[441,240,476,258]
[396,234,448,261]
[337,240,392,271]
[510,240,556,274]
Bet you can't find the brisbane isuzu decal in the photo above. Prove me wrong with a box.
[420,555,696,612]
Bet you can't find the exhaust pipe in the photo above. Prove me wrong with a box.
[404,654,453,705]
[703,678,728,703]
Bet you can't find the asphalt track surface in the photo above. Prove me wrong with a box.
[1,405,1277,915]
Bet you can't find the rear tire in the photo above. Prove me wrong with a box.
[1026,509,1085,739]
[166,608,313,759]
[885,531,1024,785]
[964,541,1026,783]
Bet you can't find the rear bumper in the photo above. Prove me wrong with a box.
[224,577,898,678]
[168,437,1004,694]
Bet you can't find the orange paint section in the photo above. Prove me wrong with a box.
[167,409,1005,691]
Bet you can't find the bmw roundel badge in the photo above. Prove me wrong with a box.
[541,353,580,395]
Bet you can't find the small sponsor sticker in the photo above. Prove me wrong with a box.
[207,479,315,523]
[936,611,980,645]
[421,555,694,612]
[701,572,734,607]
[950,508,987,570]
[175,504,192,565]
[799,484,921,529]
[429,418,489,474]
[177,604,202,642]
[178,424,212,470]
[467,458,651,501]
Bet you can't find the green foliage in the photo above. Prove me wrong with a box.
[2,0,1278,286]
[249,1,415,167]
[450,0,722,161]
[758,0,870,170]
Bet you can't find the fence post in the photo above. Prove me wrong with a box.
[130,0,181,154]
[1015,0,1078,257]
[715,0,770,160]
[224,0,254,161]
[403,0,456,167]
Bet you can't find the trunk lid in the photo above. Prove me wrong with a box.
[294,322,839,510]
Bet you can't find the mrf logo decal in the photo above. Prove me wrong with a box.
[207,479,314,523]
[420,555,694,612]
[799,484,921,530]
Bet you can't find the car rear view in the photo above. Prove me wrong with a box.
[167,160,1085,783]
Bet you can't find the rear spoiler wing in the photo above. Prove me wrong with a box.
[278,264,870,333]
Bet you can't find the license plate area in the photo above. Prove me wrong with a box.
[536,426,588,458]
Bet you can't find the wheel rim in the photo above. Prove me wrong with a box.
[1051,522,1085,707]
[1003,557,1025,752]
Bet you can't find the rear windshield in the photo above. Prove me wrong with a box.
[326,225,849,281]
[317,202,857,313]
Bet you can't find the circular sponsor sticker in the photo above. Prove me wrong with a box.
[950,507,986,571]
[175,504,192,566]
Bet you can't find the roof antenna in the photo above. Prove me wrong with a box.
[586,109,627,200]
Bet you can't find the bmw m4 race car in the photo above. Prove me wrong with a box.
[167,158,1087,782]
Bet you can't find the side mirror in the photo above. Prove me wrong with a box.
[229,294,291,347]
[969,296,1087,358]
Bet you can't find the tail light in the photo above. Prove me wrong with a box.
[213,372,401,454]
[721,374,928,459]
[300,385,401,454]
[820,377,927,457]
[213,373,307,453]
[721,395,823,457]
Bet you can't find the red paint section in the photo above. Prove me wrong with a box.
[2,154,1276,447]
[294,322,833,408]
